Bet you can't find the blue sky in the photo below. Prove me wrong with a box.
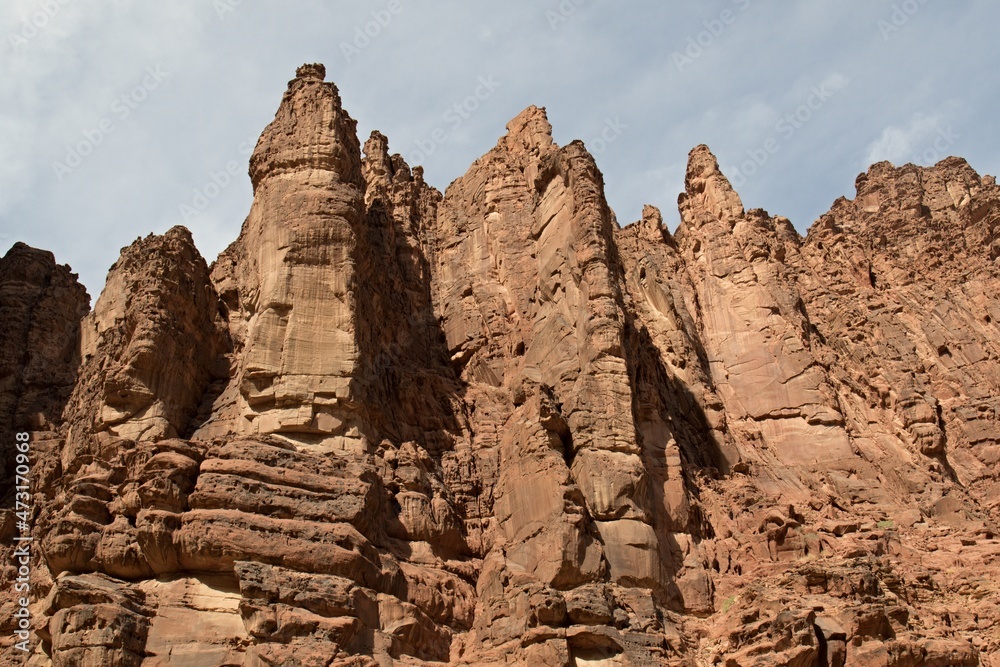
[2,0,998,296]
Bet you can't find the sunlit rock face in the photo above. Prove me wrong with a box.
[4,64,998,666]
[195,63,369,452]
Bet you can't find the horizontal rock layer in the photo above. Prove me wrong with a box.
[1,63,998,666]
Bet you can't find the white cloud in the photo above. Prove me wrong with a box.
[865,113,943,166]
[0,2,997,296]
[821,71,850,94]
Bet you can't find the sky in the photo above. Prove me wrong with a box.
[2,0,998,299]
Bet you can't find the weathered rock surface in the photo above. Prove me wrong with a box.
[65,226,230,451]
[0,244,89,482]
[1,64,997,666]
[0,245,89,659]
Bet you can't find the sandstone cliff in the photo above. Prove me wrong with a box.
[1,64,998,666]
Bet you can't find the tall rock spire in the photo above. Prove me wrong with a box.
[198,64,368,450]
[675,145,853,469]
[678,144,744,228]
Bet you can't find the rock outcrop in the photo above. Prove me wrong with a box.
[0,243,89,490]
[1,64,997,666]
[65,226,229,451]
[0,244,89,660]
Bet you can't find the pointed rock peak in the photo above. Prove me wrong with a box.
[642,204,662,226]
[411,164,426,184]
[363,130,408,205]
[679,144,744,225]
[285,63,341,103]
[249,63,362,190]
[639,204,667,243]
[684,145,735,195]
[772,215,802,244]
[295,63,326,81]
[164,225,195,244]
[508,104,550,133]
[362,131,414,177]
[364,130,390,158]
[503,105,555,156]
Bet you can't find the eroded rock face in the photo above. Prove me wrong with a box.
[5,64,998,666]
[795,157,1000,482]
[198,63,368,451]
[675,146,853,470]
[0,244,88,658]
[0,244,89,491]
[64,226,229,452]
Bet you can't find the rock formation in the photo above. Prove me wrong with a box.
[1,64,998,666]
[0,244,89,475]
[0,245,89,665]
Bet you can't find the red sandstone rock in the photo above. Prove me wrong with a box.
[1,63,996,666]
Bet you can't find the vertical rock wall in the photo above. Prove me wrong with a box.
[2,64,997,666]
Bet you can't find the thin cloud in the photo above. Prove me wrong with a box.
[1,2,998,295]
[865,113,943,166]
